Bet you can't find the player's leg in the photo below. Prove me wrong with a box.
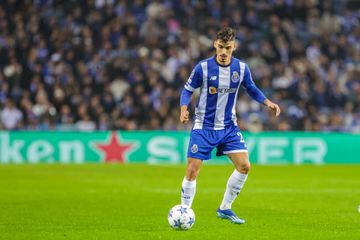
[220,151,250,210]
[185,157,203,181]
[181,129,214,208]
[217,152,249,224]
[215,126,249,223]
[181,157,202,207]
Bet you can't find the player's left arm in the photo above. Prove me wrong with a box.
[242,64,281,117]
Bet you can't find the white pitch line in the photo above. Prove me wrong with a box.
[142,188,360,194]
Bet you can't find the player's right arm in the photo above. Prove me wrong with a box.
[180,64,203,124]
[180,105,189,124]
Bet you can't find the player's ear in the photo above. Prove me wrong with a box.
[213,40,217,49]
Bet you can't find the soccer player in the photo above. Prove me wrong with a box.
[179,27,280,224]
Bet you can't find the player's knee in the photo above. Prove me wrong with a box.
[237,162,250,174]
[186,163,200,180]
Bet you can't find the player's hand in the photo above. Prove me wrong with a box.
[180,106,189,124]
[264,99,281,117]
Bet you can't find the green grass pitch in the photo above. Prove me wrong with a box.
[0,164,359,240]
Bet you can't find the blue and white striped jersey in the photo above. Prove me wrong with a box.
[182,56,266,130]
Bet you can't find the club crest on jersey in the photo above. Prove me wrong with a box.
[191,144,198,153]
[210,76,217,81]
[209,86,217,94]
[231,71,240,83]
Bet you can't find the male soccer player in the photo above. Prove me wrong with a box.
[179,27,280,224]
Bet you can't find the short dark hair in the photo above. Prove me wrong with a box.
[216,27,236,43]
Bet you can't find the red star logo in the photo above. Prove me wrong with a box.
[94,132,134,163]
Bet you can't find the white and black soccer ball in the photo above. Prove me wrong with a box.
[168,204,195,230]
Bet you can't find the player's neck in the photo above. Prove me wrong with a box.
[215,55,232,67]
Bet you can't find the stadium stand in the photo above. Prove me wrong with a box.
[0,0,359,132]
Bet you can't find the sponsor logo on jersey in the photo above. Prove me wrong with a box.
[232,71,240,83]
[191,144,198,153]
[209,86,217,94]
[218,88,237,94]
[209,87,237,94]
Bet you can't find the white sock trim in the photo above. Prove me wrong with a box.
[181,177,196,207]
[232,169,248,182]
[182,177,196,187]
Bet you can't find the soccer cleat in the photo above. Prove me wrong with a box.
[217,208,245,224]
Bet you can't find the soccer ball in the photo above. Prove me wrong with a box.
[168,204,195,230]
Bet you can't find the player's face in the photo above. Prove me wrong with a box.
[214,40,236,65]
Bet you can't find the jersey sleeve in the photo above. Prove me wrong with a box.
[180,63,203,106]
[241,64,267,104]
[184,63,203,92]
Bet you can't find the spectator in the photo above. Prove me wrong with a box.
[1,99,23,130]
[0,0,358,133]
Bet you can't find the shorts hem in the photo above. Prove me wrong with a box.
[222,149,248,154]
[186,154,210,161]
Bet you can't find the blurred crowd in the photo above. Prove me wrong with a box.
[0,0,359,132]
